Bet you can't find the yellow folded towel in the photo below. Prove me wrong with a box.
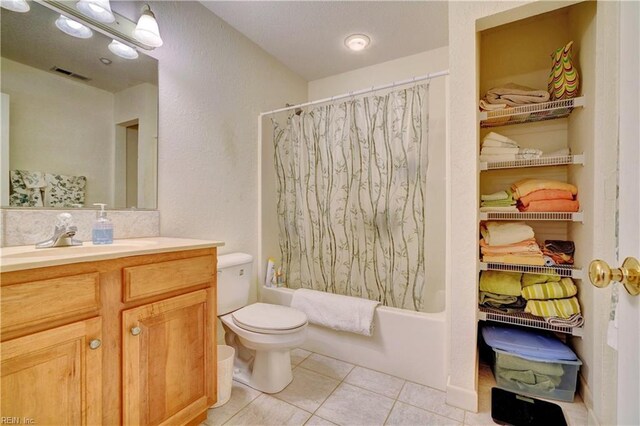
[479,271,523,296]
[483,254,545,266]
[521,278,577,300]
[522,273,562,287]
[511,178,578,200]
[481,221,535,246]
[525,296,581,318]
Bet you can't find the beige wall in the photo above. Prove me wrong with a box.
[114,83,159,209]
[1,57,115,206]
[127,1,308,304]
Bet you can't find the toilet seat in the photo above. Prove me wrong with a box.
[232,303,307,335]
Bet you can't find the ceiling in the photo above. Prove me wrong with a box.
[200,1,449,81]
[1,1,157,93]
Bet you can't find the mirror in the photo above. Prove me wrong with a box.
[0,1,158,209]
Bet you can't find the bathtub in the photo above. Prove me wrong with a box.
[260,286,447,391]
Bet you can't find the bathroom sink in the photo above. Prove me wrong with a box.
[1,237,224,272]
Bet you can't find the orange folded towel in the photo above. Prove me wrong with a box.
[519,189,575,208]
[520,199,580,212]
[511,179,578,199]
[482,254,546,266]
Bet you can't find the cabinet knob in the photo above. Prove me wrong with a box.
[589,257,640,296]
[89,339,102,350]
[130,326,142,336]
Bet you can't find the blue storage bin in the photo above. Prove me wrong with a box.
[481,325,582,402]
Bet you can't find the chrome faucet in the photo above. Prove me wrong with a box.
[35,213,83,248]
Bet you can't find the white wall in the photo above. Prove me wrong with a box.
[114,83,159,209]
[302,48,449,313]
[122,1,308,303]
[1,57,115,206]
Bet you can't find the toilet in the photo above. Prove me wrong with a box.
[217,253,308,393]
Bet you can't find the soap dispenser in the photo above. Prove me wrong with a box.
[92,203,113,244]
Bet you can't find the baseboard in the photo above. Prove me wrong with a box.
[579,373,601,426]
[446,376,478,412]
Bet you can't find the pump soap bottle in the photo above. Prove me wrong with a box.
[92,203,113,244]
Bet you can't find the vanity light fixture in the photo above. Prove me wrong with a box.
[344,34,370,52]
[133,4,163,47]
[55,15,93,39]
[76,0,115,23]
[108,40,139,60]
[0,0,30,12]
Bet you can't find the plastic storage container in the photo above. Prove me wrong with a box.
[482,325,582,402]
[211,345,235,408]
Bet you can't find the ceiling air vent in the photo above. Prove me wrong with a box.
[50,66,91,82]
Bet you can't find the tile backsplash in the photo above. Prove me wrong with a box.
[0,209,160,247]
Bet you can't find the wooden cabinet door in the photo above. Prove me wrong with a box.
[1,317,102,425]
[122,289,215,426]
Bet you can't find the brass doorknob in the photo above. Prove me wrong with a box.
[589,257,640,296]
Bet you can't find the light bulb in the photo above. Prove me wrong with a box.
[55,15,93,39]
[0,0,30,12]
[108,40,139,60]
[133,6,163,47]
[76,0,115,23]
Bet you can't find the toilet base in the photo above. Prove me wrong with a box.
[232,348,294,394]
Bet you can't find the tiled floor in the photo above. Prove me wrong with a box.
[203,349,588,426]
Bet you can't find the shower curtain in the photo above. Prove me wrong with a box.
[273,84,429,311]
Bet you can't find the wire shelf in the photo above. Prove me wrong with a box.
[478,306,584,337]
[479,262,583,279]
[480,154,584,171]
[479,211,583,222]
[479,97,586,128]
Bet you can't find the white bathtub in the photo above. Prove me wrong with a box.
[260,286,447,391]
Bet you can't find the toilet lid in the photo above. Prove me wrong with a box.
[232,303,307,333]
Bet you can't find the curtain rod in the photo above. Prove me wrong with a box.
[259,69,449,117]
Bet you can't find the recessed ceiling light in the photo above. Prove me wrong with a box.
[0,0,30,13]
[99,57,112,65]
[345,34,370,52]
[55,15,93,39]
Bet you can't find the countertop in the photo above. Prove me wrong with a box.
[0,237,225,272]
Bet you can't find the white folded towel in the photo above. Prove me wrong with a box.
[484,132,517,144]
[482,139,519,148]
[481,147,521,155]
[291,288,380,336]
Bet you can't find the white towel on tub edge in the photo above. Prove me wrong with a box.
[291,288,380,336]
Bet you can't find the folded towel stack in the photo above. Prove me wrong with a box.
[480,189,517,212]
[542,240,575,265]
[480,222,544,265]
[480,132,543,163]
[481,83,551,109]
[479,271,526,312]
[520,274,582,319]
[511,179,579,212]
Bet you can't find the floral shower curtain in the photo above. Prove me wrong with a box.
[272,84,429,311]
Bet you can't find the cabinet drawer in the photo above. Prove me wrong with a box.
[123,255,215,302]
[1,273,100,336]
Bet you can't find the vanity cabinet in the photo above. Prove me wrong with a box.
[0,245,218,426]
[123,290,215,425]
[1,317,102,425]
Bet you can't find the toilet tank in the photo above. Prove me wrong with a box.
[217,253,254,315]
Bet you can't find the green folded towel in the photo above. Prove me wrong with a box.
[481,199,517,207]
[522,273,561,287]
[521,278,577,300]
[481,189,514,202]
[497,353,564,376]
[480,271,523,296]
[479,291,518,305]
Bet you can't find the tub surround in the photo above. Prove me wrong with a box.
[1,238,221,425]
[0,208,160,247]
[261,286,447,390]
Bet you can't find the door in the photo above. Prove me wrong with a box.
[616,2,639,424]
[0,317,102,425]
[122,290,215,426]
